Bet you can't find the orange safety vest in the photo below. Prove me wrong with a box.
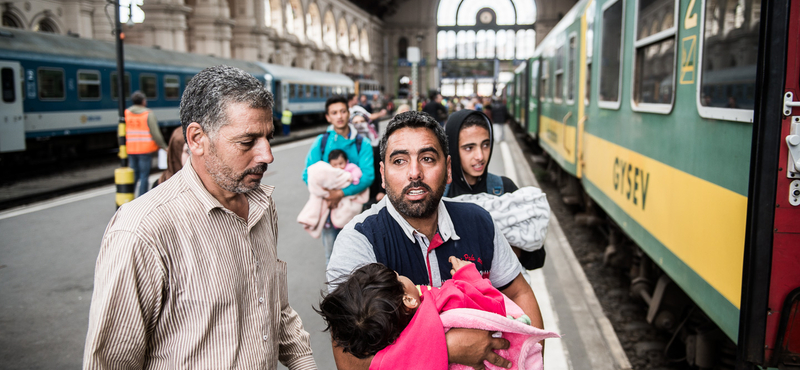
[125,109,159,154]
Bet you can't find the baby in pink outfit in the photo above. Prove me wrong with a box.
[328,149,362,185]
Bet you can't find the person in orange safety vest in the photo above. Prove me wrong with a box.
[126,91,168,197]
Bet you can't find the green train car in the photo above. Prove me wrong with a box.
[506,0,800,367]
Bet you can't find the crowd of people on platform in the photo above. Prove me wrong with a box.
[87,65,552,370]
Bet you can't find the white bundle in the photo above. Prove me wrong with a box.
[449,186,550,252]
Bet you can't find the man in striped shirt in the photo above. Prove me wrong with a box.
[83,66,317,370]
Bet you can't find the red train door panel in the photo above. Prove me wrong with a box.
[738,0,800,368]
[768,0,800,364]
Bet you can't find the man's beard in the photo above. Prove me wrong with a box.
[205,144,267,194]
[385,177,447,219]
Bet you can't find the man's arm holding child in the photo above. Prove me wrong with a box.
[332,331,511,370]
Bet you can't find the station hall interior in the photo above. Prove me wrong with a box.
[1,0,578,100]
[2,0,800,369]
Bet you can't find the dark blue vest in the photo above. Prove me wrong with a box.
[353,201,496,286]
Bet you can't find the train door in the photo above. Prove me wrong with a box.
[738,0,800,368]
[281,82,290,113]
[528,58,541,140]
[0,61,25,153]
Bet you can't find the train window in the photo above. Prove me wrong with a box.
[599,0,624,108]
[110,72,131,100]
[77,70,101,100]
[2,67,16,103]
[585,0,595,107]
[554,46,564,103]
[290,84,296,98]
[140,74,157,99]
[567,35,577,104]
[585,61,592,106]
[305,85,311,98]
[697,0,759,122]
[632,0,677,113]
[530,60,539,100]
[184,75,194,88]
[164,75,180,100]
[541,59,550,100]
[37,68,65,100]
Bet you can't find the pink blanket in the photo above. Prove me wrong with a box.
[441,301,560,370]
[297,161,368,238]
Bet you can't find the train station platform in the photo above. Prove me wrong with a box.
[0,123,631,370]
[497,125,631,370]
[0,124,330,210]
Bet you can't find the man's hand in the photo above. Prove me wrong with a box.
[446,328,511,370]
[449,256,473,275]
[324,188,345,208]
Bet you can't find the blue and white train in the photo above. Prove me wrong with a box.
[0,27,353,163]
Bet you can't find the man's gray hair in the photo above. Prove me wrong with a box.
[180,65,274,139]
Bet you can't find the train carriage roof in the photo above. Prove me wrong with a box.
[532,0,591,57]
[0,27,266,76]
[253,61,353,87]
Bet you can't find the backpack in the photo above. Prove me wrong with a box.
[319,131,363,158]
[444,173,504,197]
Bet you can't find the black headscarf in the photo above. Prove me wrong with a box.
[443,109,495,197]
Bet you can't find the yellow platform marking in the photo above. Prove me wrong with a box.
[583,133,746,308]
[539,115,577,164]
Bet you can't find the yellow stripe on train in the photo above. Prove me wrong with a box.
[583,133,746,308]
[538,115,577,165]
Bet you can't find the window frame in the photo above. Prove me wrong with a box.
[37,67,66,101]
[695,0,756,123]
[77,69,102,101]
[630,0,679,114]
[163,75,180,100]
[598,0,625,110]
[541,58,551,102]
[566,32,578,105]
[110,72,131,101]
[554,45,565,103]
[139,73,158,100]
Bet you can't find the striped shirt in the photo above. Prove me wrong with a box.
[83,159,316,370]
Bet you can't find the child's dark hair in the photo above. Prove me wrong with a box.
[315,263,413,359]
[328,149,348,163]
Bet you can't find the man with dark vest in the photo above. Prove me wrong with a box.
[125,91,167,197]
[326,111,543,369]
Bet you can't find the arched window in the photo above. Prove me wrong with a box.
[398,37,408,59]
[267,0,282,35]
[350,24,360,58]
[323,10,337,51]
[436,0,536,62]
[360,29,370,61]
[306,3,322,46]
[337,18,349,54]
[33,18,58,33]
[285,0,304,40]
[2,12,23,28]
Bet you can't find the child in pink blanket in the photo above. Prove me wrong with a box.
[316,257,558,370]
[297,150,369,238]
[328,149,362,184]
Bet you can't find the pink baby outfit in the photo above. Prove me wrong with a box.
[296,161,369,238]
[369,264,558,370]
[344,162,362,185]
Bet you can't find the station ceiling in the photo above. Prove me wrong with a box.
[348,0,409,18]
